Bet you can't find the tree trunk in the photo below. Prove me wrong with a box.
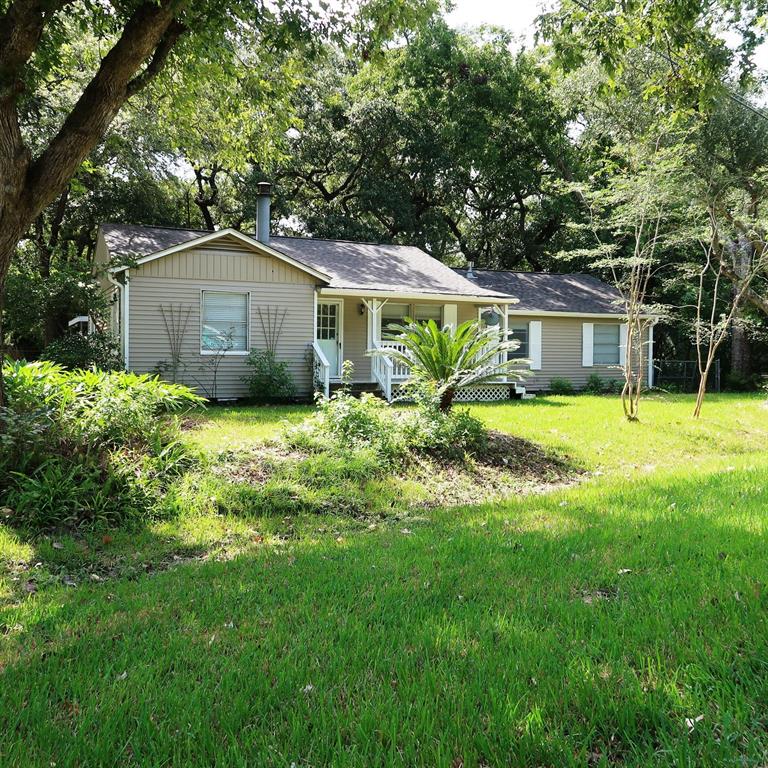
[693,371,709,419]
[0,1,188,404]
[730,320,751,380]
[439,387,455,413]
[729,243,752,380]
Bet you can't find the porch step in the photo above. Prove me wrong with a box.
[329,381,385,398]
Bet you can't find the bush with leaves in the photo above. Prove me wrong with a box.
[285,363,488,465]
[0,360,205,531]
[549,377,575,395]
[242,349,296,403]
[584,373,623,395]
[285,388,405,463]
[402,405,487,460]
[40,331,123,371]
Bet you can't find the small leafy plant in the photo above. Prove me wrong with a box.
[242,349,296,404]
[549,377,575,395]
[40,331,123,371]
[377,319,526,412]
[584,373,623,395]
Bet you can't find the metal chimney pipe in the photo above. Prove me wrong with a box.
[256,182,272,244]
[466,260,475,279]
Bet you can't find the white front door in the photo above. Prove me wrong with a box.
[316,301,343,378]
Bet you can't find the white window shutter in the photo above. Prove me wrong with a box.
[529,320,542,370]
[443,303,458,329]
[619,323,628,366]
[582,323,594,367]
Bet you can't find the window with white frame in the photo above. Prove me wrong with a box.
[508,322,529,360]
[593,323,620,365]
[201,291,248,352]
[414,304,442,325]
[381,303,411,334]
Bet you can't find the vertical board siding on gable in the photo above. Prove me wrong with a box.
[128,245,317,399]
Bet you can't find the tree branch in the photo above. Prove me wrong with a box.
[25,1,187,219]
[0,0,72,96]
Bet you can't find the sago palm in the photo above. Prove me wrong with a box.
[378,318,527,411]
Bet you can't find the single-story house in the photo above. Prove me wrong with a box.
[97,185,654,401]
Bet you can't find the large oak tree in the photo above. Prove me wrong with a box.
[0,0,440,401]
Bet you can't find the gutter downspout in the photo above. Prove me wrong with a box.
[107,269,129,371]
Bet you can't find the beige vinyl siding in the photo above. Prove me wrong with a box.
[340,298,370,380]
[338,297,485,381]
[509,316,649,391]
[128,244,318,399]
[139,239,312,284]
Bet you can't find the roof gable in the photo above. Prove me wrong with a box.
[101,225,331,283]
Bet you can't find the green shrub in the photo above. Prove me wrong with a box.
[284,381,488,465]
[242,349,296,403]
[285,389,405,462]
[724,372,761,392]
[1,360,204,531]
[549,377,574,395]
[402,406,487,460]
[584,374,604,394]
[40,331,122,371]
[584,373,623,395]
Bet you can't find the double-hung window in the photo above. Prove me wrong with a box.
[508,322,529,360]
[413,304,442,326]
[201,291,249,353]
[381,303,411,335]
[593,324,620,365]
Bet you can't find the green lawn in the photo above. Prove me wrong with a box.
[2,394,768,766]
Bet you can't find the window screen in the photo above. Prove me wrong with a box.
[508,322,529,360]
[381,303,410,334]
[593,324,620,365]
[414,304,442,325]
[201,291,248,351]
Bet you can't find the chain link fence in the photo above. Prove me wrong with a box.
[653,360,721,393]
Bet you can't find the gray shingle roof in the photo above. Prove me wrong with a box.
[453,269,624,315]
[100,223,509,300]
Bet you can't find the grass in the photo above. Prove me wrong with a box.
[2,393,768,766]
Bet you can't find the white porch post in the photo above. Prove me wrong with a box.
[363,298,387,348]
[501,304,509,382]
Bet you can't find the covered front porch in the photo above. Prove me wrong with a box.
[309,291,520,402]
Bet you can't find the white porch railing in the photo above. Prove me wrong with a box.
[371,341,395,401]
[378,340,411,380]
[311,341,330,399]
[378,339,510,384]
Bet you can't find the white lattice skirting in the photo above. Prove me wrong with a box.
[454,385,510,402]
[393,384,510,402]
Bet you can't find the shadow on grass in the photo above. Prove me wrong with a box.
[2,464,767,766]
[1,429,582,603]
